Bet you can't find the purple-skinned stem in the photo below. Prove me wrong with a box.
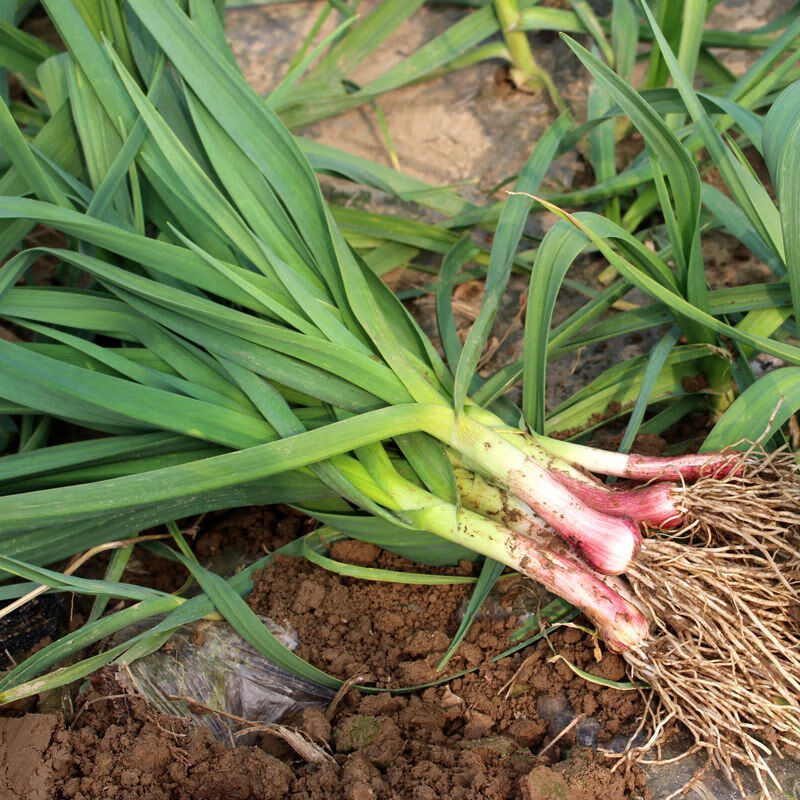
[405,500,649,654]
[463,404,741,484]
[551,472,685,530]
[525,433,742,482]
[454,467,649,618]
[506,531,649,653]
[448,412,642,575]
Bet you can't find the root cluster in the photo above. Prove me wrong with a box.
[625,536,800,796]
[680,446,800,563]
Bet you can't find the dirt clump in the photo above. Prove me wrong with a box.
[0,713,70,800]
[247,541,647,798]
[522,749,647,800]
[247,547,477,685]
[14,700,293,800]
[7,686,646,800]
[197,505,311,558]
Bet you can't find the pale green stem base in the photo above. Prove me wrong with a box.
[494,0,568,113]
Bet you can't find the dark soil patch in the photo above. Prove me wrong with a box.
[0,595,65,670]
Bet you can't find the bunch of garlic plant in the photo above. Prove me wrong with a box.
[0,1,799,795]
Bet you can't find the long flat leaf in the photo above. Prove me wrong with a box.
[0,338,276,448]
[0,432,187,484]
[437,236,480,374]
[703,367,800,450]
[437,557,504,670]
[617,327,682,453]
[539,203,800,367]
[158,546,341,688]
[0,404,456,529]
[522,213,679,432]
[764,80,800,327]
[562,35,705,314]
[126,0,347,311]
[454,112,571,409]
[636,2,785,263]
[1,472,336,565]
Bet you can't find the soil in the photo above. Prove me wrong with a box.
[0,703,646,800]
[1,516,650,800]
[247,544,642,733]
[0,703,294,800]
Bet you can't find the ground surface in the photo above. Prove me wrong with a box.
[1,510,651,800]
